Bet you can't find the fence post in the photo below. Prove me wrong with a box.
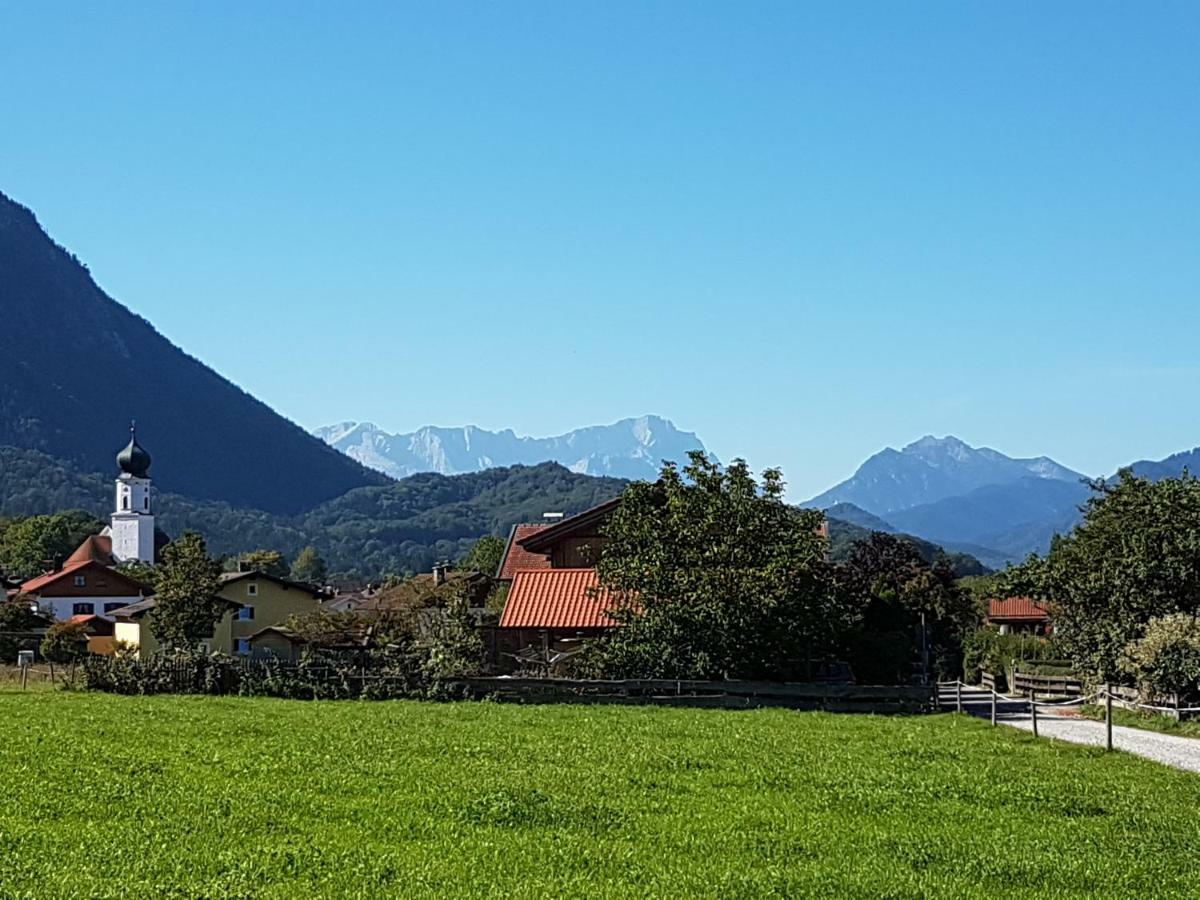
[956,681,962,714]
[991,690,997,726]
[1030,697,1038,738]
[1105,688,1113,752]
[20,665,28,691]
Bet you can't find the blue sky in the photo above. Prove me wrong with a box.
[2,2,1198,497]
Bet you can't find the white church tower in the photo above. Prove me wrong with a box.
[110,424,156,564]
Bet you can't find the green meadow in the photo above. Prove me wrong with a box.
[1,693,1198,898]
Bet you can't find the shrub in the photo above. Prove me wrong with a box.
[1120,613,1200,700]
[39,620,90,664]
[962,629,1060,683]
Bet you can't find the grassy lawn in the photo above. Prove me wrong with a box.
[2,694,1199,898]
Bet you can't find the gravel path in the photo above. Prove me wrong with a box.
[940,685,1200,774]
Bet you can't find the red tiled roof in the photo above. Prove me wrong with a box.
[66,534,114,566]
[20,560,93,594]
[987,597,1050,621]
[499,569,621,630]
[496,524,553,581]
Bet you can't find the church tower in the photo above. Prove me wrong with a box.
[110,425,155,564]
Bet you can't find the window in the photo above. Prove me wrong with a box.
[103,602,125,614]
[72,602,94,616]
[73,575,86,587]
[236,639,251,655]
[143,496,149,510]
[238,606,255,621]
[197,642,211,656]
[122,495,129,510]
[247,583,258,597]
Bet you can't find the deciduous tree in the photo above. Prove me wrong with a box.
[150,532,224,652]
[592,452,850,680]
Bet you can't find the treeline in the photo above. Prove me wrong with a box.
[0,447,625,582]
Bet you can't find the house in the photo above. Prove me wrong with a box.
[21,555,149,622]
[109,571,329,658]
[219,572,329,656]
[65,614,117,656]
[110,595,242,658]
[495,499,624,666]
[986,597,1051,635]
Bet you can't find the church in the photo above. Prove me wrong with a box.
[20,427,157,621]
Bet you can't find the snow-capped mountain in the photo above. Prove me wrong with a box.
[314,415,710,480]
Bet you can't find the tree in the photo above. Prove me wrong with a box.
[592,452,851,680]
[837,533,977,683]
[0,510,104,579]
[460,535,505,577]
[290,546,328,585]
[115,560,158,592]
[0,598,46,662]
[236,549,288,578]
[1022,470,1200,681]
[1120,613,1200,700]
[40,620,90,664]
[149,532,224,652]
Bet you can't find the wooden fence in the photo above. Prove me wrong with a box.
[445,677,936,713]
[1011,671,1084,699]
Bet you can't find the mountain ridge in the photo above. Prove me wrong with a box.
[315,415,710,480]
[0,190,386,513]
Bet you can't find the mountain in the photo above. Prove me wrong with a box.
[806,435,1082,516]
[821,502,897,533]
[823,514,989,578]
[315,416,710,480]
[1127,447,1200,482]
[885,478,1092,568]
[0,191,385,513]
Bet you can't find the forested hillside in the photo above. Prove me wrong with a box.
[0,447,625,581]
[0,191,384,513]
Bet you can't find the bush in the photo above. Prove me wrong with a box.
[39,620,89,664]
[962,630,1060,684]
[1120,613,1200,701]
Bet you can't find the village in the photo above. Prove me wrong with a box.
[5,429,1054,685]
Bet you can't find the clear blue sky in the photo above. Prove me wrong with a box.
[2,2,1198,497]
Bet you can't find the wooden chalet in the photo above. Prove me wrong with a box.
[494,499,623,668]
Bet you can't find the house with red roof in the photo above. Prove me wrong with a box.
[986,597,1051,635]
[21,553,150,623]
[494,499,624,665]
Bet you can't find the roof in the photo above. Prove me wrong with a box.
[247,625,305,644]
[518,498,622,554]
[496,524,553,581]
[66,614,115,635]
[499,569,622,630]
[20,559,148,596]
[66,534,114,566]
[987,597,1050,621]
[108,594,243,621]
[219,571,329,598]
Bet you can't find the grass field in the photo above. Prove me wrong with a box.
[1080,702,1200,739]
[2,693,1200,898]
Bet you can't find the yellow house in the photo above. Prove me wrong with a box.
[111,596,240,659]
[219,572,327,656]
[109,572,327,659]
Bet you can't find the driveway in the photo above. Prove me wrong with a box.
[938,684,1200,774]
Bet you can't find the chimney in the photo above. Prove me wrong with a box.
[543,512,565,522]
[433,561,449,586]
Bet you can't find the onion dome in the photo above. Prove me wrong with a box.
[117,424,152,477]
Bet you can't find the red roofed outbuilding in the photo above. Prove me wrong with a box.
[986,597,1051,635]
